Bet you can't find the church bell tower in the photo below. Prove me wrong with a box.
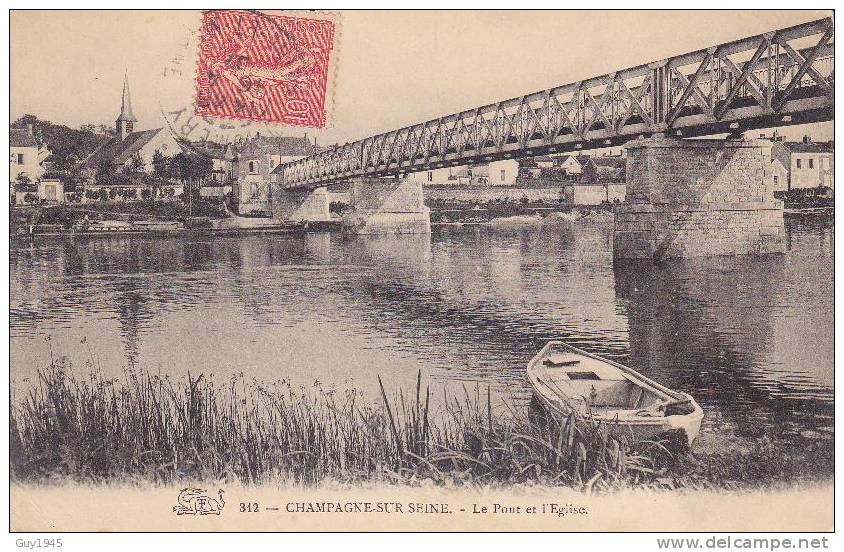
[115,71,137,141]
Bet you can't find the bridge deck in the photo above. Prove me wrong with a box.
[280,17,833,190]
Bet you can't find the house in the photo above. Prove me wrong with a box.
[179,140,236,183]
[471,164,490,185]
[177,139,235,200]
[37,178,64,204]
[10,177,63,205]
[770,136,834,192]
[517,157,541,179]
[10,125,50,184]
[556,155,588,176]
[488,159,519,185]
[432,159,519,187]
[233,134,323,215]
[80,73,182,179]
[769,157,789,193]
[405,167,454,185]
[561,155,627,206]
[449,166,473,186]
[534,155,555,169]
[578,156,626,184]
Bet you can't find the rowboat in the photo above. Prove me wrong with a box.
[527,341,703,447]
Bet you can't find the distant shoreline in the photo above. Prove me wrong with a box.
[10,201,832,240]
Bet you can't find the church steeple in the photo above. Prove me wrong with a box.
[115,71,137,141]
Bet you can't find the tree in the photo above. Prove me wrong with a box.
[152,150,170,179]
[96,159,113,183]
[189,155,213,181]
[170,153,191,181]
[126,153,145,175]
[15,173,32,188]
[23,193,38,205]
[170,152,213,182]
[14,115,104,175]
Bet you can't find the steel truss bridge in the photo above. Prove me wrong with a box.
[281,17,833,189]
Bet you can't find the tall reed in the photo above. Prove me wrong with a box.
[13,357,825,490]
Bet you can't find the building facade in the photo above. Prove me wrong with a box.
[232,134,324,215]
[769,158,789,193]
[487,159,519,186]
[38,178,64,204]
[10,125,50,184]
[770,136,834,192]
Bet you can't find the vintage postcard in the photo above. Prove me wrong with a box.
[7,9,835,537]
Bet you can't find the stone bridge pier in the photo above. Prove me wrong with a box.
[341,178,431,235]
[271,186,332,223]
[613,135,785,261]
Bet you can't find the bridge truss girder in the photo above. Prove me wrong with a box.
[281,17,833,189]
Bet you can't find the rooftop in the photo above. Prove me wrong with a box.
[178,139,234,161]
[82,128,164,169]
[781,141,834,154]
[10,127,38,148]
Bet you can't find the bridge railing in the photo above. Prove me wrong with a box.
[281,17,833,188]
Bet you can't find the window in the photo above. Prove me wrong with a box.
[17,154,24,164]
[796,159,802,169]
[270,159,276,169]
[773,175,779,185]
[809,158,814,169]
[500,169,506,182]
[248,161,256,173]
[427,171,433,182]
[250,182,260,199]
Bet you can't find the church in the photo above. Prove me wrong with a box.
[81,73,181,177]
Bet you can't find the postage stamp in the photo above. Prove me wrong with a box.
[193,9,335,128]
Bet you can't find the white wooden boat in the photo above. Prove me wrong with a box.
[527,341,703,447]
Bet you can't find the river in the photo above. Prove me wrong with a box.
[10,215,834,455]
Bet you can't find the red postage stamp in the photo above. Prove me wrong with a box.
[194,10,335,128]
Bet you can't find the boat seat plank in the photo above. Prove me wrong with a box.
[536,368,662,408]
[541,351,628,381]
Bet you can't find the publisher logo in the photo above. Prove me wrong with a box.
[173,488,226,516]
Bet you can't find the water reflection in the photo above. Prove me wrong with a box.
[614,255,832,445]
[10,216,834,453]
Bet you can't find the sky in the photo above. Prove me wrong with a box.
[10,10,833,146]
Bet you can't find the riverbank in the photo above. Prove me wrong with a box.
[10,359,833,492]
[12,197,831,238]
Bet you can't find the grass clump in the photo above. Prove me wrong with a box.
[10,358,831,491]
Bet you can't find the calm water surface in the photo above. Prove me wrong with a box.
[10,217,834,453]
